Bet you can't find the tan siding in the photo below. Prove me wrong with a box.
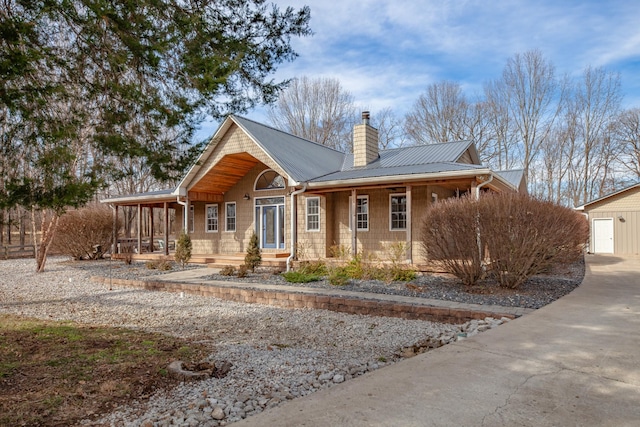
[588,187,640,212]
[589,211,640,255]
[297,195,327,259]
[457,149,473,165]
[585,187,640,255]
[188,163,290,255]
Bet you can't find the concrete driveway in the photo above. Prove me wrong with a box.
[233,255,640,426]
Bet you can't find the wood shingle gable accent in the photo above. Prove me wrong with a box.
[186,123,289,201]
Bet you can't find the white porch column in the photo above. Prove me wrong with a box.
[163,202,169,255]
[351,188,357,257]
[406,185,412,263]
[137,204,142,254]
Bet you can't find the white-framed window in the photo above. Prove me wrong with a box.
[188,205,194,233]
[306,197,320,231]
[225,202,236,232]
[349,195,369,231]
[205,204,218,232]
[390,193,407,230]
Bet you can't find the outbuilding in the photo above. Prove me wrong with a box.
[576,183,640,255]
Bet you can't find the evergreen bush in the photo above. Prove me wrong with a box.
[174,231,192,268]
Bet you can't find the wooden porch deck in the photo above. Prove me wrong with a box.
[113,251,288,269]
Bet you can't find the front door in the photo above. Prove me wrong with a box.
[262,206,277,248]
[255,197,285,249]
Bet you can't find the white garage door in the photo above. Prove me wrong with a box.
[593,218,614,253]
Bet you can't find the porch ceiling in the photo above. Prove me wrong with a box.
[188,152,260,200]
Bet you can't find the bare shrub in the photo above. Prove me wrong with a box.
[420,195,484,285]
[220,265,235,276]
[479,193,588,288]
[53,205,118,260]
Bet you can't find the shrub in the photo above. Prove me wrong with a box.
[479,193,588,288]
[281,271,321,283]
[157,260,172,271]
[236,264,249,278]
[421,195,484,285]
[145,260,158,270]
[328,267,350,286]
[244,232,261,272]
[421,193,589,288]
[174,232,192,268]
[220,265,236,276]
[298,260,327,276]
[53,204,118,260]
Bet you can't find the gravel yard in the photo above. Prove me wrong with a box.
[1,258,473,426]
[0,257,583,426]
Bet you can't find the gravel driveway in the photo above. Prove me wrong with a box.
[1,258,480,426]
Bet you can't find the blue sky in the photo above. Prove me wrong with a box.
[196,0,640,139]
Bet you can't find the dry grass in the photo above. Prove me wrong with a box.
[0,313,210,426]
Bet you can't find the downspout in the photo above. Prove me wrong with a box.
[287,184,307,272]
[475,174,493,199]
[176,196,189,232]
[475,174,493,271]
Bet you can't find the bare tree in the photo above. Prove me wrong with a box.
[498,50,563,183]
[483,79,519,170]
[372,107,406,149]
[404,81,469,145]
[612,108,640,179]
[267,76,357,152]
[572,66,622,204]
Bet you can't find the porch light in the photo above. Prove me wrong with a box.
[618,215,625,222]
[244,193,250,200]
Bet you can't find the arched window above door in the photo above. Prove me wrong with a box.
[255,169,285,191]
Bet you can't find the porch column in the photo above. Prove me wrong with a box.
[406,185,412,263]
[137,204,142,254]
[149,207,154,252]
[112,205,118,255]
[471,180,479,200]
[351,188,357,257]
[163,202,169,256]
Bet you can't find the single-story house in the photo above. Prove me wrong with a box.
[576,183,640,255]
[102,112,526,268]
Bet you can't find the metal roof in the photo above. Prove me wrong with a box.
[101,189,175,204]
[232,116,345,183]
[312,162,486,183]
[495,169,525,189]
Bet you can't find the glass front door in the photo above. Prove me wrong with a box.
[255,197,285,249]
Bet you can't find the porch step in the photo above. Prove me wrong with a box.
[195,253,287,269]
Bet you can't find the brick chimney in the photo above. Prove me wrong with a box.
[353,111,379,167]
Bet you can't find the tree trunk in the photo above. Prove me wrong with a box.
[32,207,60,273]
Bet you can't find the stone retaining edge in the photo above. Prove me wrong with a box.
[90,277,517,324]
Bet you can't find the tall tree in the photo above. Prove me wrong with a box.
[267,76,357,152]
[404,80,469,145]
[0,0,311,271]
[496,49,563,183]
[572,66,622,204]
[612,108,640,179]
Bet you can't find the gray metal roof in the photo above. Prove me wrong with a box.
[576,182,640,210]
[339,141,476,172]
[101,189,175,204]
[495,169,525,189]
[232,116,345,183]
[312,162,486,183]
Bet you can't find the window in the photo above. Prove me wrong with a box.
[349,195,369,231]
[390,194,407,230]
[188,205,194,233]
[255,169,285,190]
[205,204,218,232]
[306,197,320,231]
[225,202,236,232]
